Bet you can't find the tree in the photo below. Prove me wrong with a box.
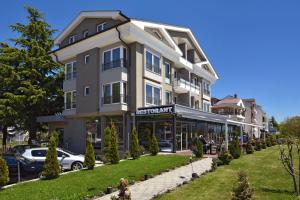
[0,156,9,188]
[4,7,63,143]
[229,139,241,159]
[110,124,120,164]
[280,116,300,138]
[232,171,254,200]
[102,127,112,163]
[191,138,203,158]
[84,138,95,169]
[271,116,279,129]
[42,135,60,179]
[149,134,159,156]
[130,127,140,159]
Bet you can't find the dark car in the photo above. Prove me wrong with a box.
[11,144,40,154]
[2,154,18,174]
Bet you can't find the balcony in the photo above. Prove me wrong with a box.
[146,63,161,75]
[102,59,127,72]
[101,94,127,105]
[173,78,191,93]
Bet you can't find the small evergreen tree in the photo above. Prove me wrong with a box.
[52,131,59,147]
[229,139,241,159]
[110,124,120,164]
[232,171,254,200]
[149,134,159,156]
[0,156,9,188]
[219,151,233,165]
[191,138,203,158]
[103,127,112,163]
[130,127,141,159]
[84,139,95,169]
[42,135,60,179]
[254,139,262,151]
[245,140,254,154]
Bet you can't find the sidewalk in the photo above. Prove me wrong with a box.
[96,157,212,200]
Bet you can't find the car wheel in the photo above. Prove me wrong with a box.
[71,162,83,171]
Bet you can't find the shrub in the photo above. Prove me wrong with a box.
[52,131,59,147]
[232,171,254,200]
[261,140,267,149]
[266,137,272,147]
[211,158,218,172]
[102,127,112,163]
[219,151,233,165]
[254,140,262,151]
[245,140,254,154]
[229,139,241,159]
[110,124,120,164]
[191,138,203,158]
[149,134,159,156]
[130,127,141,159]
[271,136,277,146]
[42,135,60,179]
[84,139,95,169]
[0,156,9,188]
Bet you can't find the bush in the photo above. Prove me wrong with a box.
[84,139,95,169]
[42,135,60,179]
[266,137,272,147]
[229,139,241,159]
[191,138,203,158]
[261,140,266,149]
[149,134,159,156]
[130,127,141,159]
[232,171,254,200]
[254,140,262,151]
[219,151,233,165]
[0,156,9,188]
[245,140,254,154]
[102,127,112,163]
[211,158,218,172]
[271,136,277,146]
[110,124,120,164]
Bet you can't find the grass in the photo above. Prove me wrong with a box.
[158,146,298,200]
[0,155,188,200]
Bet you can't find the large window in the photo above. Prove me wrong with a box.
[65,61,77,80]
[203,101,211,112]
[145,50,161,74]
[102,47,126,71]
[65,91,76,110]
[103,82,127,104]
[203,80,211,95]
[164,62,171,84]
[145,84,161,106]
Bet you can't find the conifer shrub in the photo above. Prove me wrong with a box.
[219,151,233,165]
[261,140,267,149]
[110,124,120,164]
[211,158,218,172]
[0,156,9,188]
[271,135,277,146]
[229,139,241,159]
[84,138,95,169]
[149,134,159,156]
[102,127,112,163]
[266,136,272,147]
[232,171,254,200]
[42,135,60,179]
[245,140,254,154]
[130,127,141,159]
[254,139,262,151]
[191,138,203,158]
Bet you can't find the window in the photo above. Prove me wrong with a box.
[165,91,172,105]
[84,86,90,96]
[195,100,200,109]
[164,62,171,84]
[103,82,127,104]
[145,50,161,74]
[97,22,107,32]
[84,55,90,64]
[65,91,76,109]
[83,30,89,38]
[57,151,69,158]
[203,101,211,112]
[65,62,76,80]
[145,84,161,105]
[102,47,126,71]
[203,80,211,95]
[31,150,47,157]
[69,35,76,44]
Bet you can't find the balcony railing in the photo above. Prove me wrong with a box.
[146,63,161,75]
[146,96,161,106]
[102,94,127,105]
[102,59,127,71]
[65,72,77,80]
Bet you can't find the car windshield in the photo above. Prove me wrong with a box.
[159,143,171,148]
[60,148,79,155]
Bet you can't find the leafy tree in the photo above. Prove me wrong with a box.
[110,124,120,164]
[271,116,279,129]
[280,116,300,138]
[84,138,95,169]
[42,135,60,179]
[0,156,9,188]
[191,138,203,158]
[149,134,159,156]
[102,127,111,163]
[232,171,254,200]
[4,7,63,143]
[229,139,241,159]
[130,127,140,159]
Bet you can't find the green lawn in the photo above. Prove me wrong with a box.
[0,155,188,200]
[158,146,297,200]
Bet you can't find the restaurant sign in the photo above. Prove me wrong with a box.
[136,105,175,115]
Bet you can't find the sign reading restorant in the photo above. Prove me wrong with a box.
[136,105,174,115]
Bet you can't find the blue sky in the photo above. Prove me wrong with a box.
[0,0,299,122]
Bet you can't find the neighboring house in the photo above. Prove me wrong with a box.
[38,10,245,154]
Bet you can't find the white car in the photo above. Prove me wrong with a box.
[21,147,85,170]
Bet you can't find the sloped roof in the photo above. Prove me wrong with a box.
[213,96,245,108]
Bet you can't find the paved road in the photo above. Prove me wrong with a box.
[96,157,213,200]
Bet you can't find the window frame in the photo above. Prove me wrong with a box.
[165,91,172,105]
[102,46,126,71]
[68,35,76,44]
[145,83,161,106]
[164,62,171,84]
[65,90,77,110]
[102,81,127,105]
[84,86,90,96]
[65,61,77,80]
[97,22,107,32]
[83,30,89,38]
[145,49,161,75]
[84,54,90,64]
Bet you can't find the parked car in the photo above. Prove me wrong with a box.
[21,147,85,170]
[158,141,173,152]
[11,144,40,154]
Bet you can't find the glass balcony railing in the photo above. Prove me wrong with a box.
[102,59,127,71]
[102,94,127,105]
